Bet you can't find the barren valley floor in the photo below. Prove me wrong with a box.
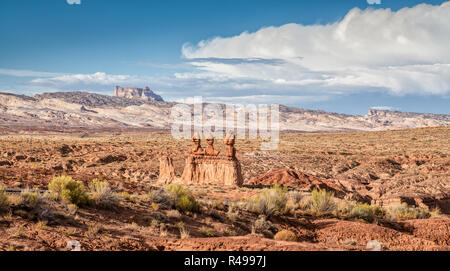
[0,127,449,251]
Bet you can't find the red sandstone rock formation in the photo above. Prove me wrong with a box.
[159,132,243,186]
[181,155,243,186]
[205,133,220,157]
[158,156,176,184]
[224,132,236,159]
[189,133,205,155]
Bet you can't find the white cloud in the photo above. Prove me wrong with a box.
[67,0,81,5]
[175,94,329,105]
[370,106,396,111]
[19,2,450,104]
[29,72,146,90]
[0,68,61,77]
[181,2,450,96]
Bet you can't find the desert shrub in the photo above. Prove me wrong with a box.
[148,189,174,210]
[118,191,131,200]
[274,229,297,242]
[338,202,384,222]
[212,199,226,210]
[199,226,216,237]
[21,190,41,207]
[386,203,430,220]
[48,175,88,206]
[166,184,199,213]
[308,189,337,215]
[67,203,78,215]
[7,194,23,206]
[88,179,119,209]
[247,185,288,217]
[286,191,302,206]
[227,205,239,222]
[252,215,273,236]
[0,186,8,208]
[285,190,303,214]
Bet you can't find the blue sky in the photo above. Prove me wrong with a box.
[0,0,449,115]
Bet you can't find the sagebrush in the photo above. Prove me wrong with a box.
[48,175,88,206]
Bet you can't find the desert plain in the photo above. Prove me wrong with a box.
[0,127,449,251]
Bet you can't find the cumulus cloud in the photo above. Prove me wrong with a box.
[181,2,450,96]
[21,2,450,105]
[29,72,143,90]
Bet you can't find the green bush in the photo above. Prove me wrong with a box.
[387,203,430,220]
[274,229,297,242]
[48,175,88,206]
[339,202,384,222]
[309,188,337,215]
[247,185,288,217]
[0,186,8,207]
[88,179,119,209]
[166,184,199,213]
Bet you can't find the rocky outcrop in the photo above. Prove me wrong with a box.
[113,86,164,102]
[181,155,243,186]
[159,133,244,186]
[248,168,346,196]
[158,156,176,184]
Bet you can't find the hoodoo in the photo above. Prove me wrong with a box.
[159,132,243,186]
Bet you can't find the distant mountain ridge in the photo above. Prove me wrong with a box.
[0,91,448,132]
[34,91,168,108]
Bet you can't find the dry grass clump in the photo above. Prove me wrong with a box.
[286,191,303,209]
[199,226,216,237]
[176,222,190,239]
[251,215,274,237]
[167,209,182,219]
[386,203,430,220]
[308,189,337,215]
[48,175,88,206]
[6,194,23,206]
[20,189,42,207]
[429,207,443,219]
[274,229,297,242]
[226,205,239,222]
[88,179,119,209]
[247,185,288,217]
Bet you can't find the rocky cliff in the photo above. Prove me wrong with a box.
[113,86,164,102]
